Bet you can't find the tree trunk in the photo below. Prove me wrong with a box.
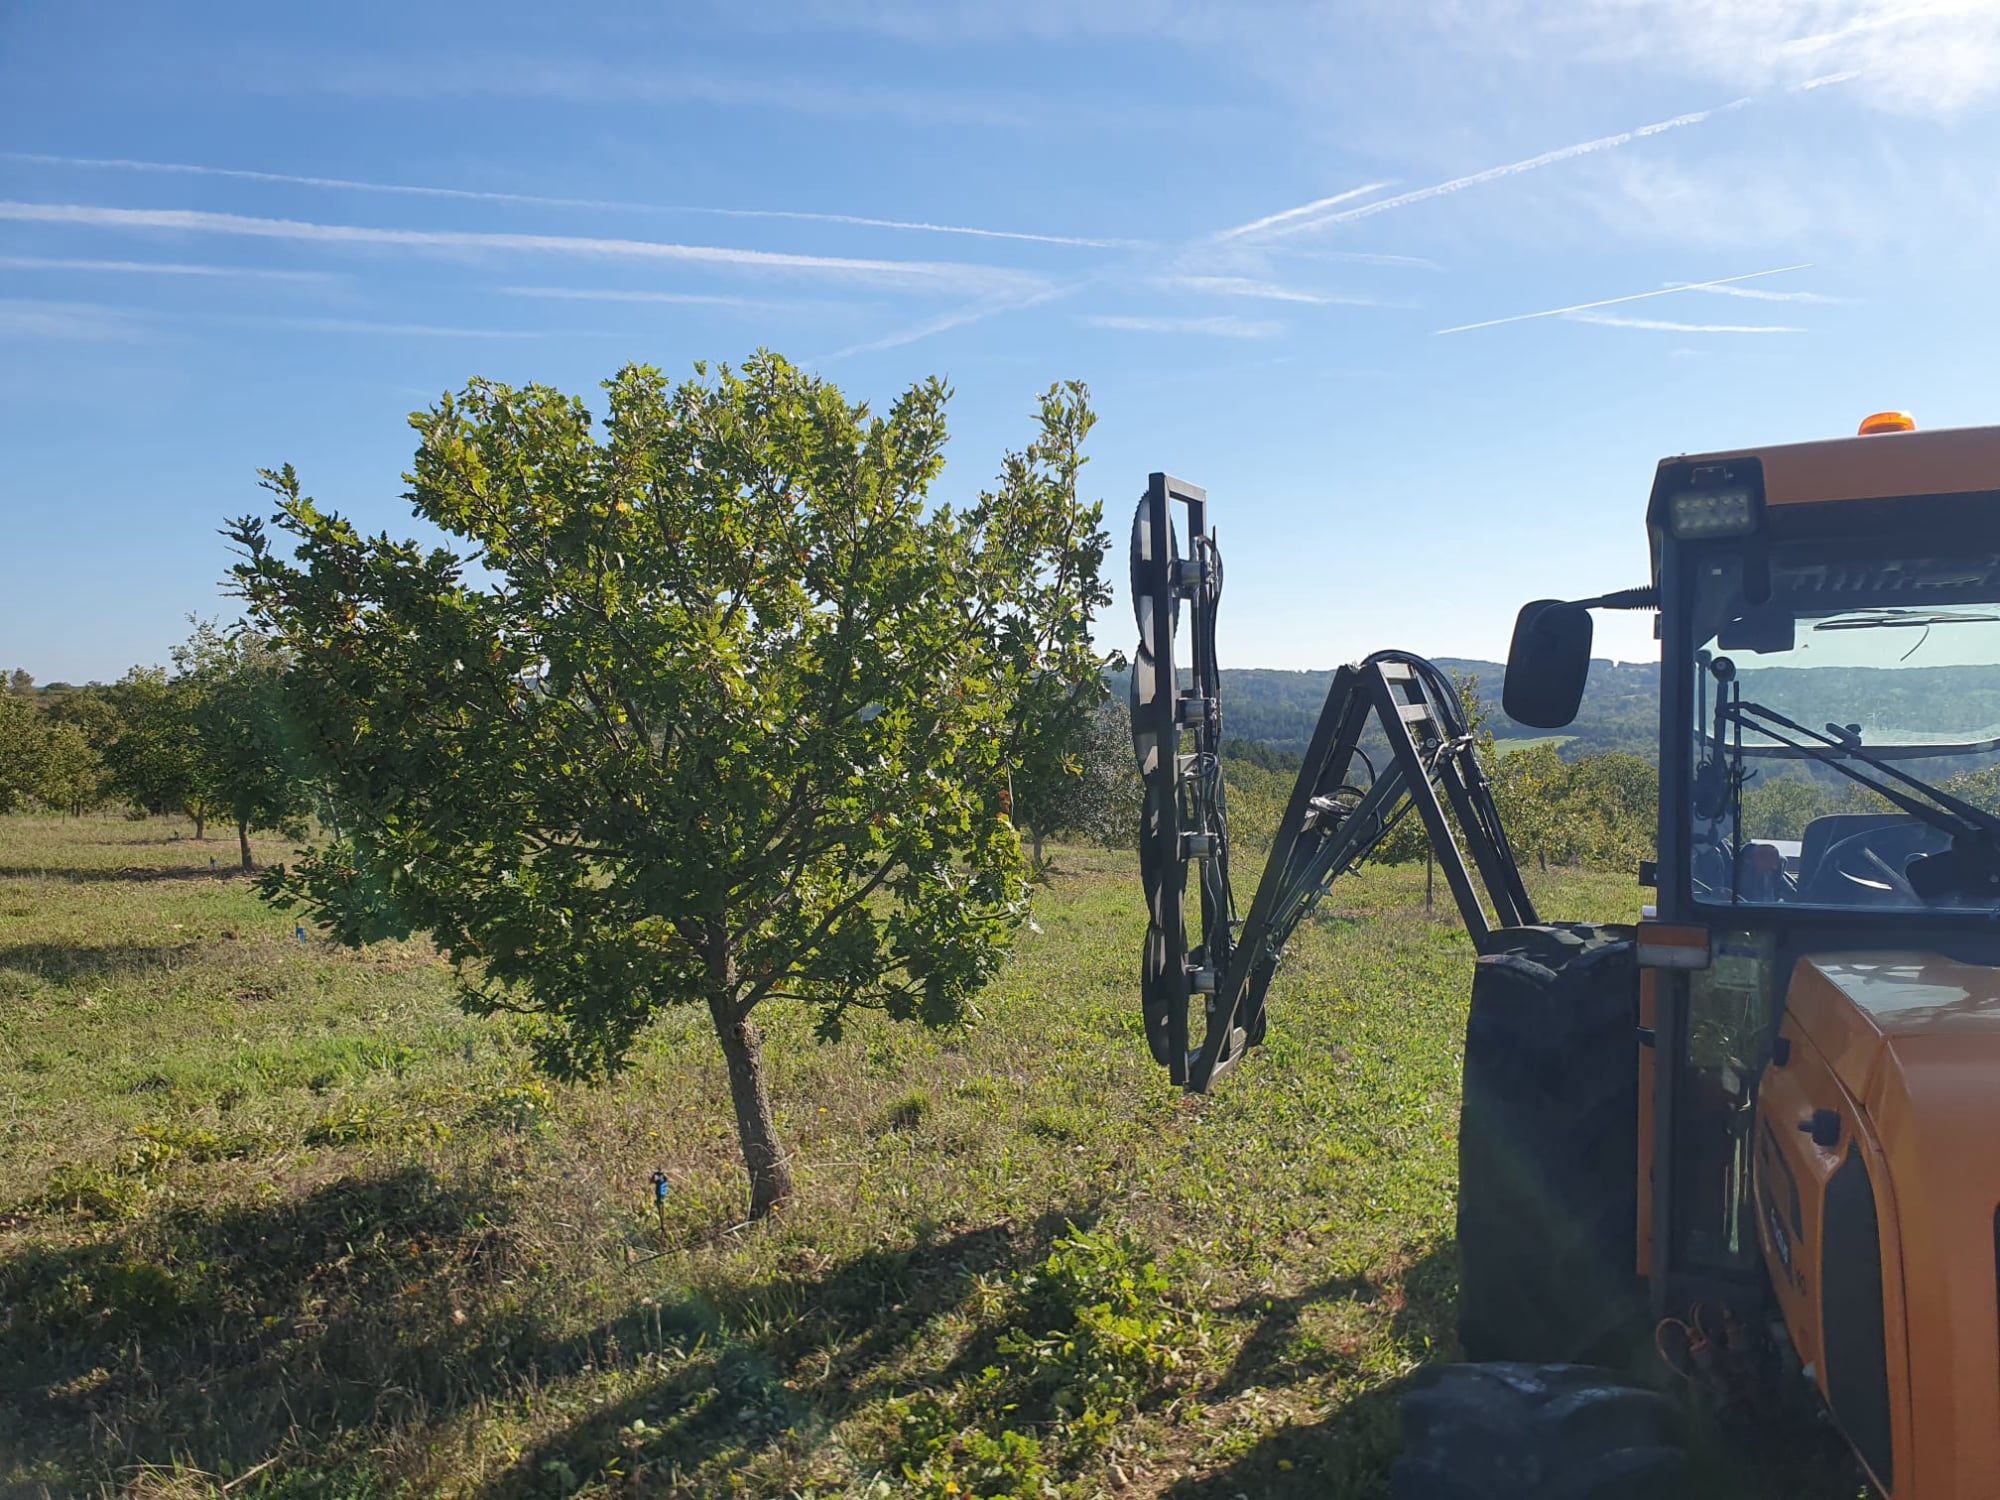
[193,809,206,840]
[238,820,253,872]
[1031,826,1046,868]
[707,989,794,1219]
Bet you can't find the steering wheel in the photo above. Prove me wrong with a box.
[1801,820,1950,905]
[1690,835,1734,899]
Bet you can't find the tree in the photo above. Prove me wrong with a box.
[1013,701,1139,861]
[174,621,310,869]
[0,695,44,812]
[0,693,104,815]
[228,356,1113,1218]
[101,667,209,828]
[7,668,32,698]
[36,720,104,815]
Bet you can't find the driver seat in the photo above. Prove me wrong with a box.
[1797,812,1912,893]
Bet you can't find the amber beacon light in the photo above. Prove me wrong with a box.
[1857,410,1917,434]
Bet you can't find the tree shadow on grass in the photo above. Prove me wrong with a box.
[1161,1241,1461,1500]
[0,941,203,983]
[1163,1243,1865,1500]
[0,1167,1102,1499]
[0,1165,555,1494]
[0,863,240,884]
[470,1204,1102,1499]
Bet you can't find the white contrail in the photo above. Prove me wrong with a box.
[1666,280,1845,303]
[0,151,635,211]
[1153,274,1378,305]
[1566,312,1804,333]
[1436,264,1811,334]
[0,202,1044,295]
[263,317,569,338]
[1215,182,1393,242]
[1080,313,1284,338]
[817,283,1079,361]
[1239,103,1747,243]
[0,253,336,281]
[0,151,1126,247]
[501,285,780,309]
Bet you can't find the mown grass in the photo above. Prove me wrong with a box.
[0,815,1860,1498]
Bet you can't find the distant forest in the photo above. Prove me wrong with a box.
[1122,656,2000,791]
[1111,658,1661,761]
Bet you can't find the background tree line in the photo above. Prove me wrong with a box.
[0,621,307,868]
[1034,672,1661,876]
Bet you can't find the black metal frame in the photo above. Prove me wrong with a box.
[1131,475,1536,1092]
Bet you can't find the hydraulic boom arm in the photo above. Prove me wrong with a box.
[1130,474,1537,1092]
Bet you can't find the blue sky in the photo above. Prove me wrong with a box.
[4,1,1998,683]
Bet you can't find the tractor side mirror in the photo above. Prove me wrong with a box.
[1503,600,1592,729]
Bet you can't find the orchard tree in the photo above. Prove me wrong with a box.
[0,694,103,814]
[0,695,44,812]
[102,667,209,828]
[228,356,1112,1218]
[175,621,309,868]
[1014,700,1140,861]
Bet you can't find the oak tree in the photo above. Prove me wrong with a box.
[228,356,1111,1218]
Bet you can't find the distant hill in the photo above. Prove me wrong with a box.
[1112,658,1660,760]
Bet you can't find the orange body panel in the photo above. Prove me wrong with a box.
[1668,423,2000,508]
[1765,957,2000,1498]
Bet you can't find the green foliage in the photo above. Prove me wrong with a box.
[1001,1224,1205,1435]
[1741,772,1840,839]
[174,620,312,867]
[226,356,1113,1213]
[877,1224,1206,1495]
[1018,701,1143,853]
[1490,744,1657,871]
[1944,763,2000,816]
[99,665,208,820]
[890,1396,1055,1500]
[0,692,105,815]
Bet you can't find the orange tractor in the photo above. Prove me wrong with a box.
[1129,415,2000,1496]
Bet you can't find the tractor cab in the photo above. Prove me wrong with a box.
[1508,414,2000,1494]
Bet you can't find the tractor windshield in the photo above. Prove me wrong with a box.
[1688,548,2000,911]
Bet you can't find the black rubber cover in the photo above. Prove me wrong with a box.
[1457,924,1644,1367]
[1392,1362,1687,1500]
[1821,1146,1893,1488]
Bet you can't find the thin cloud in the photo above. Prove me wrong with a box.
[1291,249,1444,270]
[1234,103,1745,243]
[281,54,1247,135]
[0,298,147,341]
[0,152,1129,248]
[0,253,336,282]
[1565,312,1804,333]
[1666,280,1847,304]
[818,283,1080,360]
[1080,313,1284,338]
[501,285,784,310]
[1217,182,1393,242]
[0,202,1045,296]
[0,152,636,213]
[261,317,566,338]
[673,205,1134,248]
[1153,274,1378,305]
[1435,264,1811,334]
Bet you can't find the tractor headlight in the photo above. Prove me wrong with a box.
[1669,487,1757,539]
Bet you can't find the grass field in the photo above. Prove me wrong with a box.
[0,815,1861,1498]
